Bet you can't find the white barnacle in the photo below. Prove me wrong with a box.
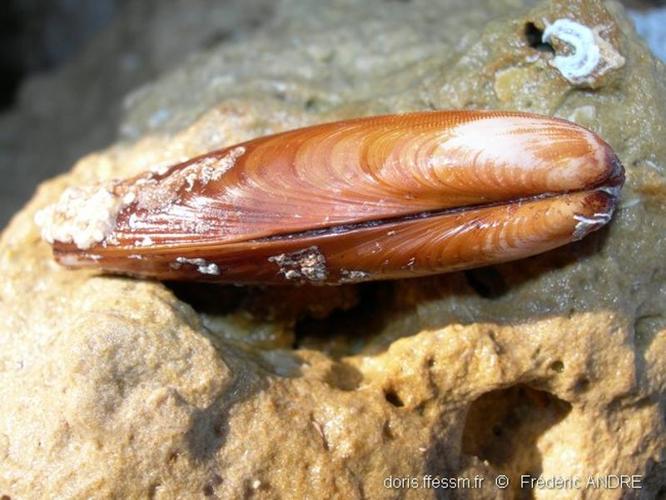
[268,246,328,282]
[128,212,140,229]
[137,235,154,247]
[284,270,301,280]
[339,269,370,284]
[122,191,136,205]
[542,19,625,86]
[170,257,220,275]
[198,261,220,275]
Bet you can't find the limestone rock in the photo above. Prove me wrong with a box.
[1,0,665,498]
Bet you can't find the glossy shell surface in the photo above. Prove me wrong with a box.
[38,110,624,284]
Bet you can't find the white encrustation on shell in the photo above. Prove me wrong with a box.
[339,269,371,283]
[268,246,328,282]
[182,146,246,192]
[170,257,220,275]
[35,146,246,251]
[35,185,133,250]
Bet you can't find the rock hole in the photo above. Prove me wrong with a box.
[549,360,565,373]
[575,377,590,392]
[464,267,508,299]
[384,387,404,407]
[167,449,180,464]
[462,385,571,496]
[524,22,555,53]
[304,97,318,111]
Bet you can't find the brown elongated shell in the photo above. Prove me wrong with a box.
[38,110,624,285]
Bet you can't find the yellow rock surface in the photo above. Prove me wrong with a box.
[1,0,665,498]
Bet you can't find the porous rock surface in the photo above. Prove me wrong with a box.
[1,0,666,498]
